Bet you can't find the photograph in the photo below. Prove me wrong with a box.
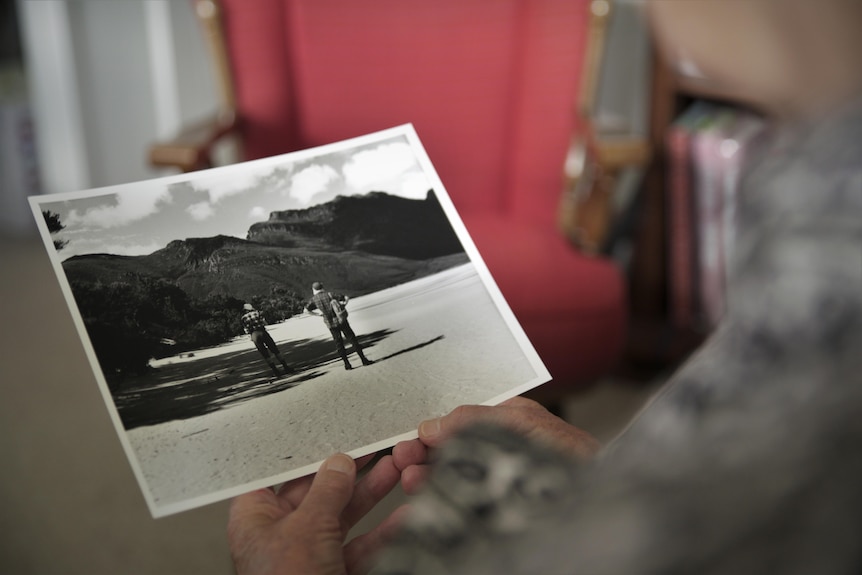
[29,124,550,517]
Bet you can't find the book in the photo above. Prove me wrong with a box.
[666,102,767,331]
[717,110,766,288]
[666,101,712,330]
[691,106,738,328]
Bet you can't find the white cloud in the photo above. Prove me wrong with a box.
[343,142,418,191]
[197,169,261,203]
[290,164,340,205]
[110,241,164,257]
[399,171,432,200]
[66,188,171,229]
[187,201,215,221]
[248,206,269,220]
[56,234,164,260]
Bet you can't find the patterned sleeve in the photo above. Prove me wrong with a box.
[370,103,862,575]
[610,104,862,459]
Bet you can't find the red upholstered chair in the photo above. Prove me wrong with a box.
[151,0,627,399]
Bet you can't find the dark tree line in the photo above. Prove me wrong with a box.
[68,273,306,389]
[42,210,68,250]
[250,285,307,323]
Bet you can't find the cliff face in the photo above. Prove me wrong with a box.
[247,190,464,259]
[149,235,252,274]
[62,191,469,302]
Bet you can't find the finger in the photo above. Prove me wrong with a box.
[344,504,412,575]
[418,404,505,446]
[355,453,378,473]
[227,488,282,557]
[228,487,281,530]
[275,473,316,511]
[499,395,545,409]
[417,401,601,460]
[296,453,357,520]
[342,455,401,528]
[400,464,431,495]
[391,439,428,471]
[277,451,380,510]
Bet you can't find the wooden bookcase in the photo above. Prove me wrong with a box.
[622,50,755,372]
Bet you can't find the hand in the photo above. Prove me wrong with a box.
[228,453,402,575]
[392,396,601,494]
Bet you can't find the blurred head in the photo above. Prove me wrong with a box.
[312,282,323,291]
[645,0,862,121]
[243,303,254,311]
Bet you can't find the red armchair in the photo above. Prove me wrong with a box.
[151,0,627,398]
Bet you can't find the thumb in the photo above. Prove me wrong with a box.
[298,453,357,520]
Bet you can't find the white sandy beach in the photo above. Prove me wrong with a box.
[122,263,545,515]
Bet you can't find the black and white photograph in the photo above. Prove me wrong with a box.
[29,125,549,517]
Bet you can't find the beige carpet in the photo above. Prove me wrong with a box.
[0,233,661,574]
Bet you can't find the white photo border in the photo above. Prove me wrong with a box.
[29,124,550,517]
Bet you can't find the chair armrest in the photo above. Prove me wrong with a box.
[595,137,651,171]
[147,111,238,172]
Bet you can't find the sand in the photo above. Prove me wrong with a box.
[121,263,545,515]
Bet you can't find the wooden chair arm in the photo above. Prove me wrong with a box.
[595,137,651,172]
[147,111,238,172]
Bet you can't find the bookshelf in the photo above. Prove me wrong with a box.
[557,0,770,373]
[623,51,763,371]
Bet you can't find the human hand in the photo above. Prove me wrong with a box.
[391,396,600,494]
[227,452,403,575]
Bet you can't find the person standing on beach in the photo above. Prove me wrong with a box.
[304,282,373,371]
[241,303,293,378]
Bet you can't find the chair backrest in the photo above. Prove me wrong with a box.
[216,0,589,226]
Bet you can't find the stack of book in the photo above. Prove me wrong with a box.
[666,101,767,332]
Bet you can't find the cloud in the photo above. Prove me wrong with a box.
[197,169,261,203]
[259,166,293,195]
[399,171,432,199]
[110,241,164,257]
[187,201,215,221]
[248,206,269,220]
[66,188,171,229]
[343,142,418,191]
[55,233,163,260]
[290,164,341,205]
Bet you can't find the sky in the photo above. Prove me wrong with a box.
[38,134,435,260]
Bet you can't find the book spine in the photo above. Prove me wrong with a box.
[719,113,766,284]
[666,120,696,330]
[692,109,735,328]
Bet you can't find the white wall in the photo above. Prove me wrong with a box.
[18,0,218,196]
[14,0,649,219]
[594,0,652,138]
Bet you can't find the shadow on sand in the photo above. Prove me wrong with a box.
[112,329,444,430]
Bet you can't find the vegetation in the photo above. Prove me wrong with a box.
[42,210,68,250]
[249,285,308,323]
[58,191,469,389]
[67,273,304,389]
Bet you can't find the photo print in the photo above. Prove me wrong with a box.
[30,124,550,517]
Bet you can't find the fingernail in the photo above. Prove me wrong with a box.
[419,418,441,438]
[323,454,353,475]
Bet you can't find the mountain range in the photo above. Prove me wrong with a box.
[61,190,469,302]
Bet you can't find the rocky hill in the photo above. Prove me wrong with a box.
[62,191,468,303]
[248,190,463,259]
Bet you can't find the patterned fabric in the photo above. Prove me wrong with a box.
[306,291,345,330]
[241,309,266,333]
[373,100,862,575]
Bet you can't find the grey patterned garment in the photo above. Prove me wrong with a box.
[372,99,862,575]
